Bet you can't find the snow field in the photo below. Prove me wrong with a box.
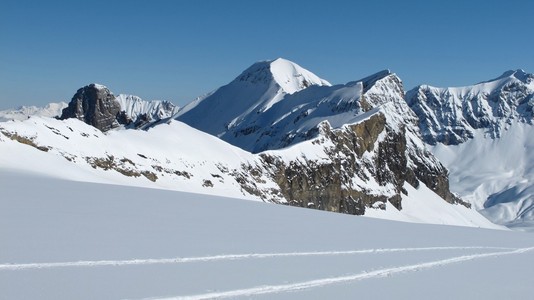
[1,171,534,299]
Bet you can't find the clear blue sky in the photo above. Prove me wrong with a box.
[1,0,533,109]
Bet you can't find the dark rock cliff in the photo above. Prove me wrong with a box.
[234,110,467,215]
[60,84,121,132]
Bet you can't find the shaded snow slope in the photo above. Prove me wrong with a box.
[431,123,534,230]
[0,171,532,299]
[0,102,67,122]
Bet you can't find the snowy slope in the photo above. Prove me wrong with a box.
[1,171,532,300]
[175,58,331,143]
[0,115,497,228]
[0,116,263,200]
[0,102,67,122]
[431,122,534,230]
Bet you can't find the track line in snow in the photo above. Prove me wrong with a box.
[0,246,515,271]
[153,247,534,300]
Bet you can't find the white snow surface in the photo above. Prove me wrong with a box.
[0,116,260,200]
[0,102,67,122]
[0,170,533,300]
[269,58,331,94]
[431,122,534,230]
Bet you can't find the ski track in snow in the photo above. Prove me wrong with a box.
[0,246,517,271]
[148,247,534,300]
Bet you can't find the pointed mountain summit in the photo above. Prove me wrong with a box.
[175,58,330,137]
[175,59,412,153]
[483,69,533,85]
[237,58,331,94]
[406,70,534,145]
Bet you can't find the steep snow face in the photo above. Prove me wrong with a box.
[431,122,534,230]
[0,102,68,122]
[269,58,331,94]
[406,69,534,145]
[115,94,179,128]
[175,58,331,138]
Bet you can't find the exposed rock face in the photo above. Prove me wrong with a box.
[406,69,534,145]
[234,109,466,215]
[260,114,396,214]
[60,84,121,132]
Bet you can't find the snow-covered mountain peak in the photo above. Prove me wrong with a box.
[88,83,109,91]
[357,70,406,112]
[488,69,532,84]
[236,58,331,94]
[269,58,331,93]
[175,58,331,137]
[359,69,394,91]
[414,69,533,97]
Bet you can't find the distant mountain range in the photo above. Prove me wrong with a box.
[1,58,532,230]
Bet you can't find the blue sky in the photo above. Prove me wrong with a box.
[1,0,533,109]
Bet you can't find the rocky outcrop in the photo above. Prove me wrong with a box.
[406,69,534,145]
[60,85,179,131]
[60,84,121,132]
[237,109,467,215]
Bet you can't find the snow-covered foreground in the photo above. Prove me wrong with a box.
[1,171,534,299]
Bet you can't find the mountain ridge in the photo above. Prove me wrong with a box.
[2,58,533,230]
